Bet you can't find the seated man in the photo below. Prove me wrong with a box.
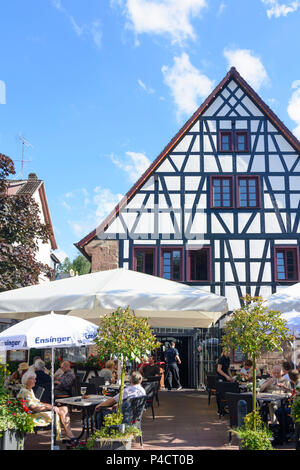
[33,359,52,403]
[94,370,146,429]
[240,359,253,379]
[260,365,290,393]
[139,356,160,379]
[259,365,290,424]
[54,361,75,397]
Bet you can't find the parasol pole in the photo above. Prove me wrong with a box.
[51,346,54,451]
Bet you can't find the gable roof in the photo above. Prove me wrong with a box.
[7,175,58,250]
[75,67,300,255]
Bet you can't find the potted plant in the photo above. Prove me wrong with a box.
[86,413,142,450]
[221,295,293,430]
[91,306,160,449]
[233,411,273,450]
[0,362,35,450]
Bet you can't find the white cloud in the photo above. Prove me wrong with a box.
[110,151,151,182]
[0,80,6,104]
[52,1,102,49]
[287,81,300,139]
[138,79,155,94]
[63,187,123,238]
[262,0,300,18]
[118,0,207,45]
[162,52,214,120]
[217,2,226,16]
[55,248,69,263]
[223,48,269,91]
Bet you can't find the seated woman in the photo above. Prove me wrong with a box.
[98,360,116,384]
[17,370,75,440]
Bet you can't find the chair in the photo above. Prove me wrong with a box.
[122,396,147,447]
[35,386,45,401]
[225,392,253,444]
[144,376,161,406]
[75,372,85,382]
[89,376,106,390]
[143,382,157,419]
[215,381,240,418]
[206,374,218,405]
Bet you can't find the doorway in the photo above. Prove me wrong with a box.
[155,334,193,388]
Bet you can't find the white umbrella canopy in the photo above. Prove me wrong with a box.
[0,312,98,450]
[281,310,300,337]
[0,312,98,350]
[0,268,228,328]
[265,282,300,314]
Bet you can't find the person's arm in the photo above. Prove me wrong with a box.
[259,377,274,392]
[95,397,116,412]
[217,363,234,382]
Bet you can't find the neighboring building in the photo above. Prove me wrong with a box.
[7,172,58,281]
[0,172,59,363]
[76,68,300,386]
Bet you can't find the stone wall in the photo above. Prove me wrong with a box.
[85,239,119,273]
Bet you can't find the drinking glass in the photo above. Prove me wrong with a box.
[80,386,87,397]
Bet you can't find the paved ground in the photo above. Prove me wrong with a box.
[24,389,295,451]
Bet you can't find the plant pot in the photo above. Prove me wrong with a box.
[0,430,25,451]
[94,437,132,450]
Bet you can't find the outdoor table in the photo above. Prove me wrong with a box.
[241,391,290,441]
[55,394,109,440]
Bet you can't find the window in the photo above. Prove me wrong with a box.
[160,248,183,281]
[211,176,233,208]
[219,131,233,152]
[133,247,156,275]
[219,130,249,152]
[237,176,260,208]
[275,247,299,282]
[236,131,248,152]
[187,247,211,282]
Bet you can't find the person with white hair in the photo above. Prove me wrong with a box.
[33,359,52,403]
[259,365,290,393]
[17,370,75,440]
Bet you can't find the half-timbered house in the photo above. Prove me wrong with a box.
[76,68,300,387]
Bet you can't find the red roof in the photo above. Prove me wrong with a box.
[76,67,300,253]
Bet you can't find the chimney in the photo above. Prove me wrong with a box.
[28,172,38,180]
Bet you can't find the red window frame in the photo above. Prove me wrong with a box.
[235,131,249,152]
[132,246,157,276]
[237,176,260,209]
[219,130,250,153]
[274,246,300,282]
[186,247,211,282]
[219,131,233,152]
[210,176,234,209]
[159,247,184,282]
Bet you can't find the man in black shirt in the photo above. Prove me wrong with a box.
[216,349,235,382]
[164,342,182,391]
[139,356,160,378]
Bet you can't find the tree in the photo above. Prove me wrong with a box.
[56,255,91,276]
[0,154,51,291]
[94,307,160,416]
[221,295,293,429]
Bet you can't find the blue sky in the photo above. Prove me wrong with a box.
[1,0,300,262]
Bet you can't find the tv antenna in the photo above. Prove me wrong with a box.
[16,134,33,178]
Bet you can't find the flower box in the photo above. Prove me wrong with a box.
[0,430,25,451]
[93,437,132,450]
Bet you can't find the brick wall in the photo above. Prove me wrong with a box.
[85,239,119,273]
